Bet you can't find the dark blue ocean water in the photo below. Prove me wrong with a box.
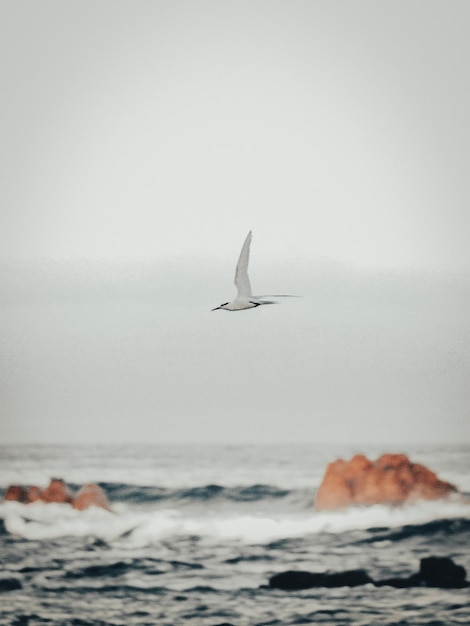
[1,444,470,625]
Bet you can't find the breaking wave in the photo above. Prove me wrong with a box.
[1,488,469,545]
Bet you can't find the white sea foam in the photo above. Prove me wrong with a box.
[2,498,469,545]
[128,499,470,545]
[0,501,137,542]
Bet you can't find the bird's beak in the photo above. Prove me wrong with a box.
[211,306,221,311]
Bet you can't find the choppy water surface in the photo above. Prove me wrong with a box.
[1,444,470,625]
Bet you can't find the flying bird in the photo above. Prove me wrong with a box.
[212,231,292,311]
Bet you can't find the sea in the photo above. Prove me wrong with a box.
[0,443,469,626]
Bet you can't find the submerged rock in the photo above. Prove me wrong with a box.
[269,569,373,590]
[269,557,469,591]
[315,453,458,511]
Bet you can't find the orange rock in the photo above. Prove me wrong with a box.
[356,468,382,505]
[25,486,43,503]
[315,453,458,511]
[348,454,373,474]
[4,484,44,504]
[375,453,410,469]
[41,478,74,504]
[314,460,354,511]
[72,484,111,511]
[380,468,409,503]
[4,485,27,502]
[396,462,415,491]
[409,463,456,501]
[4,480,111,511]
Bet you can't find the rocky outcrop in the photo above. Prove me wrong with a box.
[41,478,74,504]
[268,557,469,590]
[269,569,373,590]
[5,484,44,504]
[315,453,458,511]
[25,485,43,503]
[3,479,111,511]
[4,486,26,502]
[72,484,111,512]
[376,556,469,589]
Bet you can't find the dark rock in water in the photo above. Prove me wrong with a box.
[0,578,22,592]
[269,570,324,590]
[375,557,469,589]
[269,557,468,591]
[374,576,417,588]
[269,569,372,590]
[419,556,468,588]
[321,569,373,587]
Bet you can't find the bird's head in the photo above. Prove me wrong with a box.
[211,302,230,311]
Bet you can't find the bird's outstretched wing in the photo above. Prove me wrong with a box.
[234,230,253,298]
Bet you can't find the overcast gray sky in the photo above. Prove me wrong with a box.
[1,1,469,445]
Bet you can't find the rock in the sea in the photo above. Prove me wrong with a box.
[268,557,468,591]
[41,478,74,504]
[315,453,457,510]
[4,484,43,504]
[269,569,373,590]
[418,556,468,588]
[25,486,43,503]
[0,578,22,592]
[3,479,112,511]
[321,569,374,587]
[72,484,111,511]
[4,485,27,503]
[269,570,324,590]
[376,557,469,589]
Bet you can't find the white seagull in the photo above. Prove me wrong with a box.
[212,231,290,311]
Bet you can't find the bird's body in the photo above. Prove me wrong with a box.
[212,231,282,312]
[214,297,268,312]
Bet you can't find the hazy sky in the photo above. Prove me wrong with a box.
[1,1,469,445]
